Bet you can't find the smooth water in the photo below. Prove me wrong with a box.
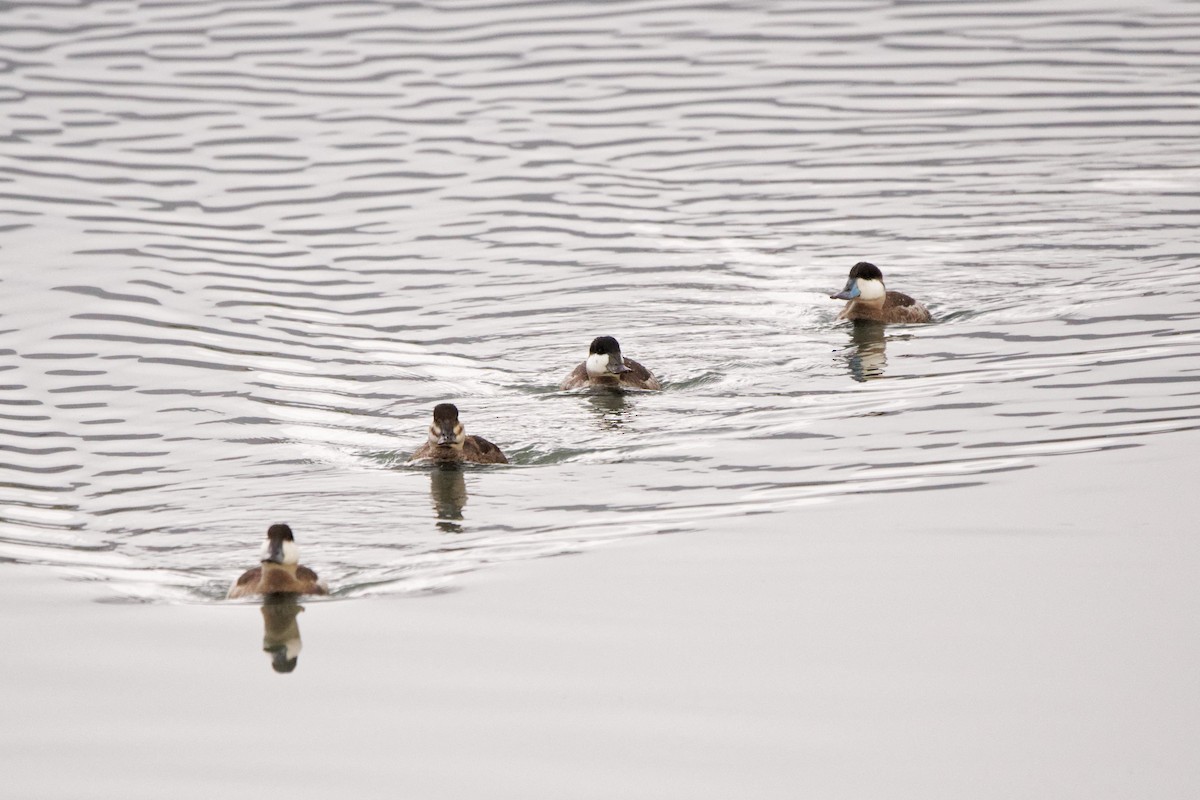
[2,0,1199,603]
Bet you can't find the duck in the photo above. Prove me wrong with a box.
[830,261,932,324]
[227,523,328,599]
[561,335,662,390]
[410,403,508,464]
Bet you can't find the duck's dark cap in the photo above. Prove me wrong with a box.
[433,403,460,423]
[589,336,621,355]
[850,262,883,281]
[267,523,294,541]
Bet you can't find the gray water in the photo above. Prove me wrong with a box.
[2,0,1199,605]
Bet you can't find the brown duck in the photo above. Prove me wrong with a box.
[561,335,661,390]
[410,403,508,464]
[228,523,328,599]
[830,261,932,324]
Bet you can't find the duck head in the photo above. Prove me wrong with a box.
[831,261,887,302]
[260,523,300,566]
[428,403,467,453]
[585,335,632,379]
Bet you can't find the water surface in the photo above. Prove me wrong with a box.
[1,0,1198,602]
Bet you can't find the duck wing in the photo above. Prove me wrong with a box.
[560,361,588,389]
[296,565,328,595]
[622,357,662,390]
[227,565,262,599]
[465,435,508,464]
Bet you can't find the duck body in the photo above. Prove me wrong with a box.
[230,563,326,598]
[228,523,328,599]
[831,262,932,324]
[561,336,661,390]
[411,435,507,464]
[410,403,508,465]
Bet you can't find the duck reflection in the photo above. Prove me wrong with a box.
[845,321,887,382]
[260,596,304,674]
[586,390,632,430]
[430,464,468,533]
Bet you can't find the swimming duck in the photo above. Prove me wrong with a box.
[410,403,508,464]
[561,335,661,390]
[228,523,328,599]
[830,261,932,324]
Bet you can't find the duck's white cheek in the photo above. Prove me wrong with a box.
[586,352,610,375]
[281,540,300,565]
[856,279,885,300]
[259,541,273,561]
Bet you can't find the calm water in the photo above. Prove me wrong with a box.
[2,0,1199,602]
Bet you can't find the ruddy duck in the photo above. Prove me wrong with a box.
[830,262,932,324]
[410,403,508,464]
[228,523,328,599]
[561,335,661,390]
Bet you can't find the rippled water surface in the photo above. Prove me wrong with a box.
[2,0,1199,601]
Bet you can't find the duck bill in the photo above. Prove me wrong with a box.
[831,279,860,301]
[436,423,458,447]
[264,539,285,564]
[608,355,632,374]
